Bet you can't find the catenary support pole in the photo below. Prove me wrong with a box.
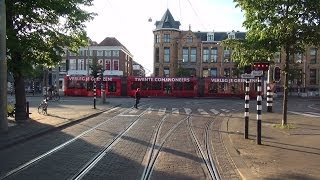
[0,0,8,133]
[93,78,96,109]
[244,78,250,139]
[256,76,262,145]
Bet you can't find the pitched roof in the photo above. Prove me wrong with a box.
[155,9,181,30]
[99,37,124,46]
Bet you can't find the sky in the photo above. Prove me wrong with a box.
[84,0,246,76]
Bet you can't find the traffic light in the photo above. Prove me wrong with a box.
[253,62,270,71]
[274,66,281,82]
[244,65,252,74]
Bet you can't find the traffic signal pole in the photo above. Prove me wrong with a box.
[0,0,8,133]
[256,76,262,145]
[266,66,273,112]
[244,78,250,139]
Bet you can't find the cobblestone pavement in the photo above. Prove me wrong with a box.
[1,97,320,179]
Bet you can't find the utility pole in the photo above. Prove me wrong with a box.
[0,0,8,133]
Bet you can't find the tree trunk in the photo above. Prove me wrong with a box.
[13,53,27,122]
[282,49,290,126]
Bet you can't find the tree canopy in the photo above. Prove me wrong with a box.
[6,0,96,120]
[230,0,320,125]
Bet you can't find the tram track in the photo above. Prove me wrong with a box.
[188,116,220,180]
[0,106,144,180]
[141,115,190,180]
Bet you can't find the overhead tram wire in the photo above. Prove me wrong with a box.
[186,0,208,31]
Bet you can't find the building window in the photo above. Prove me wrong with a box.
[85,50,93,56]
[207,32,214,41]
[295,53,303,63]
[79,59,85,70]
[86,59,92,71]
[310,48,317,64]
[164,34,170,43]
[96,50,103,56]
[190,47,196,63]
[210,68,217,77]
[310,69,317,85]
[224,48,231,62]
[155,34,160,43]
[183,48,189,63]
[69,59,76,70]
[202,69,209,77]
[104,50,111,57]
[187,36,193,43]
[203,48,209,63]
[228,33,235,39]
[164,67,170,77]
[113,50,119,57]
[224,68,230,77]
[155,68,159,76]
[79,50,85,56]
[210,47,218,63]
[164,47,170,63]
[155,48,160,63]
[113,59,119,70]
[105,59,111,70]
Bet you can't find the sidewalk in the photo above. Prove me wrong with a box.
[222,112,320,179]
[0,99,119,150]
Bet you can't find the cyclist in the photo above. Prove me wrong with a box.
[48,85,56,100]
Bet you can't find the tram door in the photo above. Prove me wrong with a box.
[107,81,117,95]
[163,82,172,96]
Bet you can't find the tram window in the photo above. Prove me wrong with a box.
[184,82,193,91]
[209,83,218,94]
[108,81,116,92]
[87,81,93,91]
[76,81,85,89]
[174,82,183,90]
[142,81,151,90]
[67,80,76,88]
[153,81,161,90]
[131,82,140,90]
[219,83,226,93]
[163,82,172,94]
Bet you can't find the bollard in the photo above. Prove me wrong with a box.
[26,101,30,118]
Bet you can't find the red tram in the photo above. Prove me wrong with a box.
[127,76,198,97]
[63,75,263,98]
[203,77,260,97]
[64,75,121,96]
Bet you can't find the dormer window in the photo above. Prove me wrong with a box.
[228,32,235,39]
[207,32,214,41]
[187,36,193,43]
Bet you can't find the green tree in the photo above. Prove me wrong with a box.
[232,0,320,125]
[6,0,95,121]
[176,67,191,77]
[89,57,103,78]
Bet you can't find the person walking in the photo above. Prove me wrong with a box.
[134,88,141,109]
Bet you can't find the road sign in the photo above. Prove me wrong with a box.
[251,70,263,77]
[241,74,255,79]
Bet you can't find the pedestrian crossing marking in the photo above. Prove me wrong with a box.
[184,108,192,115]
[289,111,320,118]
[172,108,179,115]
[221,109,230,113]
[147,107,152,114]
[210,109,219,115]
[130,109,138,113]
[198,109,209,116]
[158,108,166,115]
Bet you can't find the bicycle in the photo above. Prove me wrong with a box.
[45,90,60,101]
[38,98,48,115]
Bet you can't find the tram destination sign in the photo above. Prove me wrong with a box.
[241,74,255,79]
